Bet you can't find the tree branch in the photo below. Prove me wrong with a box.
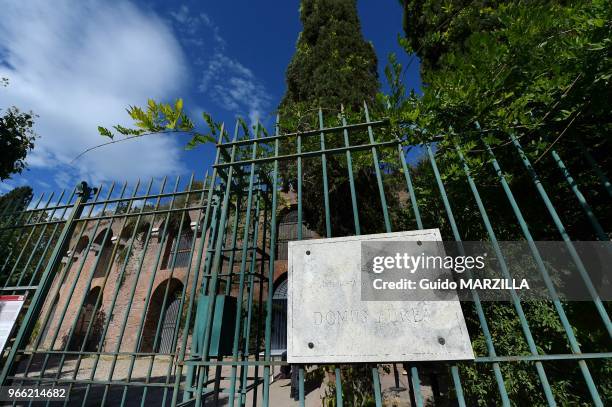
[70,130,195,164]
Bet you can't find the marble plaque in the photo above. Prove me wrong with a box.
[287,229,474,363]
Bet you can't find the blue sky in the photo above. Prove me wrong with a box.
[0,0,420,196]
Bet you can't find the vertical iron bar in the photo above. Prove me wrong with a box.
[262,116,280,407]
[84,177,158,404]
[577,140,612,198]
[485,139,604,405]
[366,102,396,406]
[115,176,181,406]
[173,171,214,405]
[550,149,608,241]
[451,366,466,407]
[0,181,91,385]
[239,193,262,405]
[318,108,344,404]
[252,189,270,407]
[228,123,260,407]
[398,139,429,405]
[140,176,195,407]
[298,367,305,407]
[372,366,382,407]
[511,135,611,338]
[21,191,69,289]
[158,175,209,404]
[201,198,221,295]
[180,147,223,403]
[334,368,342,407]
[297,121,303,241]
[16,186,101,394]
[52,181,137,404]
[455,145,556,406]
[224,184,243,296]
[3,193,56,288]
[194,122,236,406]
[410,366,423,407]
[365,102,396,406]
[398,145,423,230]
[426,144,510,406]
[363,102,391,232]
[0,189,46,264]
[341,104,360,236]
[29,183,115,394]
[318,108,332,237]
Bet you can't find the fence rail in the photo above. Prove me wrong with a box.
[0,104,610,406]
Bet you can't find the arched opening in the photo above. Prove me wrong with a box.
[276,208,316,260]
[135,221,151,244]
[70,287,104,351]
[93,229,108,246]
[140,278,184,353]
[92,229,113,278]
[74,235,89,255]
[120,219,151,244]
[271,274,288,353]
[161,215,193,269]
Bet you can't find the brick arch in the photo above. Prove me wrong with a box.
[119,219,152,248]
[160,213,194,270]
[92,228,113,278]
[69,286,104,351]
[74,235,89,255]
[140,278,184,352]
[276,206,317,260]
[93,227,111,245]
[156,211,192,241]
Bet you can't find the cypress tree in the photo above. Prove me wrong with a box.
[277,0,403,240]
[280,0,379,111]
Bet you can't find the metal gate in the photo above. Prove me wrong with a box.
[158,297,181,354]
[271,278,288,353]
[0,104,610,406]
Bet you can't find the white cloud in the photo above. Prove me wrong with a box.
[169,6,272,125]
[0,0,189,188]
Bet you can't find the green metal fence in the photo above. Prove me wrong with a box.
[0,105,610,406]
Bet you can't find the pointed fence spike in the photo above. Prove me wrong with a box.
[253,122,260,140]
[233,120,240,142]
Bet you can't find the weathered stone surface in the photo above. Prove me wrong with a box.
[287,229,474,363]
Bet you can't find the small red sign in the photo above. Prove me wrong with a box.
[0,295,25,301]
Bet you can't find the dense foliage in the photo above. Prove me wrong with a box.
[0,78,37,181]
[395,1,612,405]
[399,0,611,147]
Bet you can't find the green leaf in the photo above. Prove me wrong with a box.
[112,125,143,136]
[202,112,214,130]
[186,133,215,150]
[98,126,114,139]
[238,117,249,137]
